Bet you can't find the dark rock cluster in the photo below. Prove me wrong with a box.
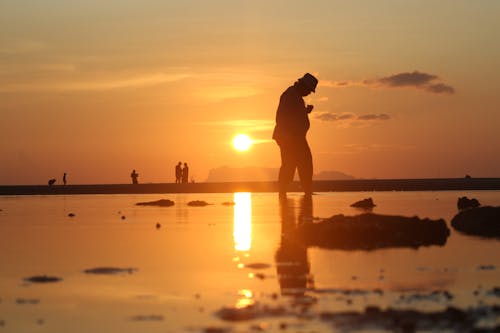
[291,213,450,250]
[451,206,500,239]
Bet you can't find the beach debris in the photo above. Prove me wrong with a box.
[129,314,164,321]
[121,215,126,220]
[68,213,75,217]
[291,213,449,251]
[15,298,40,305]
[320,305,500,332]
[451,206,500,239]
[244,263,272,270]
[136,199,174,207]
[457,196,481,210]
[188,200,211,207]
[155,223,161,229]
[83,267,138,275]
[216,302,287,321]
[396,290,454,305]
[221,201,235,206]
[350,198,376,209]
[24,275,63,283]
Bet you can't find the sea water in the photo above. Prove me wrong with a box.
[0,191,499,332]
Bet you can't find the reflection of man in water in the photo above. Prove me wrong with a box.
[275,196,314,296]
[130,169,139,184]
[273,73,318,197]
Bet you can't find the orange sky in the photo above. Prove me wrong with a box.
[1,0,499,184]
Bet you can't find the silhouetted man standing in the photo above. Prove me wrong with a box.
[130,169,139,184]
[272,73,318,197]
[175,162,182,183]
[182,163,189,183]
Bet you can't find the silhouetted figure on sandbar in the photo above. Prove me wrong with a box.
[273,73,318,198]
[63,173,67,186]
[182,163,189,183]
[48,178,56,187]
[175,162,182,183]
[130,169,139,184]
[275,196,314,297]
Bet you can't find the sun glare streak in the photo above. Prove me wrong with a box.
[232,134,253,152]
[233,192,252,252]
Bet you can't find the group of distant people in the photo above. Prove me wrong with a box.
[175,162,189,184]
[128,163,190,185]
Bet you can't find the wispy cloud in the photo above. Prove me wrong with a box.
[320,70,455,94]
[0,72,191,93]
[315,112,391,126]
[203,119,274,132]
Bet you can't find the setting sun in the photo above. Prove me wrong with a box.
[232,134,253,152]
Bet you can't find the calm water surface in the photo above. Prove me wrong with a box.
[0,191,499,332]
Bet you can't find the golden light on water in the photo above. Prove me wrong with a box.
[233,192,252,252]
[232,134,253,152]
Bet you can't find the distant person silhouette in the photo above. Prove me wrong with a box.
[182,163,189,183]
[272,73,318,197]
[175,162,182,183]
[48,178,56,187]
[63,173,67,186]
[130,169,139,184]
[275,196,314,297]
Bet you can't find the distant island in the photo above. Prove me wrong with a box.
[205,166,355,182]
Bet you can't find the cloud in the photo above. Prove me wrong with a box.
[202,119,274,132]
[357,114,391,121]
[320,71,455,95]
[316,112,390,122]
[0,72,191,93]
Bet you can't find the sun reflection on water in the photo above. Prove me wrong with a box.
[233,192,252,252]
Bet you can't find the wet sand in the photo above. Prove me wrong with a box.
[1,178,500,195]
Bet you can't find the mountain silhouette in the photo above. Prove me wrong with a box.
[205,166,354,182]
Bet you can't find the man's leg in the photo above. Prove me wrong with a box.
[297,139,313,196]
[278,142,296,196]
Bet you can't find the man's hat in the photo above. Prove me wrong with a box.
[300,73,318,92]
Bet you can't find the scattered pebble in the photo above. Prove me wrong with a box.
[36,319,45,325]
[68,213,75,217]
[83,267,138,275]
[244,263,272,270]
[24,275,63,283]
[0,319,4,326]
[121,215,126,220]
[477,265,496,271]
[16,298,40,305]
[203,326,232,333]
[130,314,164,321]
[155,223,161,229]
[221,202,235,206]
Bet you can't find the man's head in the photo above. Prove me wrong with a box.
[297,73,318,96]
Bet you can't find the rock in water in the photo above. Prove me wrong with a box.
[291,213,449,250]
[451,206,500,239]
[457,196,481,210]
[350,198,376,209]
[136,199,174,207]
[188,200,210,207]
